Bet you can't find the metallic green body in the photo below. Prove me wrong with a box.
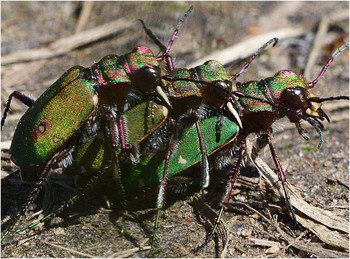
[124,116,239,188]
[10,66,97,169]
[63,102,168,175]
[92,46,160,106]
[10,46,161,172]
[167,60,231,104]
[238,70,306,113]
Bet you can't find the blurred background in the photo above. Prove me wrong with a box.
[1,1,349,257]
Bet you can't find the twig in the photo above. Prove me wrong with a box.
[246,140,349,251]
[75,2,94,33]
[1,141,12,150]
[304,17,329,80]
[187,27,305,68]
[190,195,229,258]
[108,245,151,258]
[243,203,349,257]
[329,10,350,23]
[282,231,307,252]
[248,237,281,247]
[16,235,36,246]
[41,240,95,257]
[2,18,134,65]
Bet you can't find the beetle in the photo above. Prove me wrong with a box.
[0,34,278,246]
[140,22,278,244]
[193,42,349,251]
[0,9,193,241]
[92,42,348,252]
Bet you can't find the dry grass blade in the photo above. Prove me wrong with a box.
[75,2,94,33]
[2,19,134,65]
[303,17,329,80]
[109,246,151,258]
[41,240,95,257]
[244,204,349,257]
[246,139,349,251]
[187,27,305,68]
[191,195,229,258]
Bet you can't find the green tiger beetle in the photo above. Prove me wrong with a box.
[148,38,280,248]
[0,7,199,242]
[114,42,348,252]
[0,38,277,246]
[138,14,280,247]
[1,12,277,249]
[192,42,349,252]
[19,36,278,249]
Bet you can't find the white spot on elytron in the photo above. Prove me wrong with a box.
[53,136,62,143]
[178,155,188,164]
[93,95,98,106]
[162,106,168,117]
[38,125,45,133]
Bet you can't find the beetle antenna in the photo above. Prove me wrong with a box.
[307,42,349,88]
[162,5,193,57]
[138,19,167,53]
[307,96,349,103]
[233,37,279,79]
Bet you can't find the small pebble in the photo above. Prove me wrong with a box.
[323,161,332,167]
[332,152,344,159]
[241,228,252,238]
[252,213,259,219]
[265,244,280,255]
[53,227,65,235]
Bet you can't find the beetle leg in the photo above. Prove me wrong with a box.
[1,149,70,241]
[117,115,129,150]
[193,145,246,253]
[195,121,210,195]
[12,164,112,235]
[151,134,175,249]
[263,134,298,226]
[107,112,127,233]
[1,91,35,130]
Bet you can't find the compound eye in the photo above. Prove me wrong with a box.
[213,80,232,97]
[215,80,232,91]
[281,86,308,110]
[134,66,161,91]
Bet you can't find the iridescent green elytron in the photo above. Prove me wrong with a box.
[10,66,97,169]
[124,115,239,188]
[63,101,168,175]
[8,46,168,181]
